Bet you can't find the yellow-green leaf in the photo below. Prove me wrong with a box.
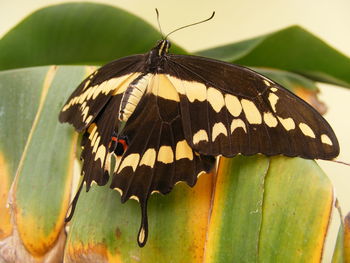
[0,67,50,239]
[0,3,185,71]
[205,156,333,262]
[197,26,350,88]
[65,170,215,262]
[0,66,85,261]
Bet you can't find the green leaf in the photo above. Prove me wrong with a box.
[205,156,333,262]
[65,166,215,262]
[0,66,83,259]
[196,26,350,88]
[332,210,350,262]
[332,206,345,263]
[0,67,49,239]
[204,155,268,262]
[0,3,185,71]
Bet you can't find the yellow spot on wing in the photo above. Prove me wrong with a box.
[152,74,179,101]
[130,195,139,201]
[321,134,333,146]
[278,117,295,131]
[263,79,271,86]
[299,123,316,138]
[90,132,98,148]
[118,153,140,172]
[167,75,206,102]
[193,130,209,144]
[268,93,279,112]
[92,136,100,153]
[230,119,247,133]
[212,122,228,141]
[81,106,90,122]
[85,115,93,124]
[94,145,106,163]
[207,87,224,112]
[82,79,91,91]
[86,85,97,101]
[92,136,101,153]
[157,146,174,164]
[225,94,242,117]
[139,148,157,167]
[241,99,262,124]
[94,75,131,99]
[138,227,145,244]
[61,73,137,112]
[175,140,193,160]
[114,187,123,196]
[263,112,278,127]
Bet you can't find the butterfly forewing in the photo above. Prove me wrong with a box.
[164,54,339,159]
[59,55,145,131]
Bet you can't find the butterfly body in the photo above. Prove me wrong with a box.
[59,39,339,247]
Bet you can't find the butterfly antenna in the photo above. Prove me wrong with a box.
[155,8,165,39]
[330,159,350,167]
[164,11,215,39]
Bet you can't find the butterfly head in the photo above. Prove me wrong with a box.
[153,39,171,57]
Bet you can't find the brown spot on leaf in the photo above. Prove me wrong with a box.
[115,227,122,239]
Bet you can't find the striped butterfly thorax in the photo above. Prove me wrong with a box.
[59,38,339,247]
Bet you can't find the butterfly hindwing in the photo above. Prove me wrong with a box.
[110,94,214,200]
[163,54,339,160]
[110,77,215,246]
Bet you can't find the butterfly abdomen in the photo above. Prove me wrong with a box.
[119,73,151,122]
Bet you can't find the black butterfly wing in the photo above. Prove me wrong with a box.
[60,55,148,221]
[110,74,215,246]
[79,96,121,188]
[59,55,145,132]
[162,54,339,160]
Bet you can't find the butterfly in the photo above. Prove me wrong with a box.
[59,24,339,246]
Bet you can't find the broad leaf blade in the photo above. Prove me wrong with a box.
[258,157,333,262]
[65,172,215,262]
[13,66,81,256]
[204,155,269,262]
[197,26,350,88]
[205,156,333,262]
[0,3,185,71]
[332,207,346,263]
[0,67,49,239]
[0,66,84,260]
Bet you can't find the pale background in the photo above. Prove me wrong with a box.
[1,0,349,260]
